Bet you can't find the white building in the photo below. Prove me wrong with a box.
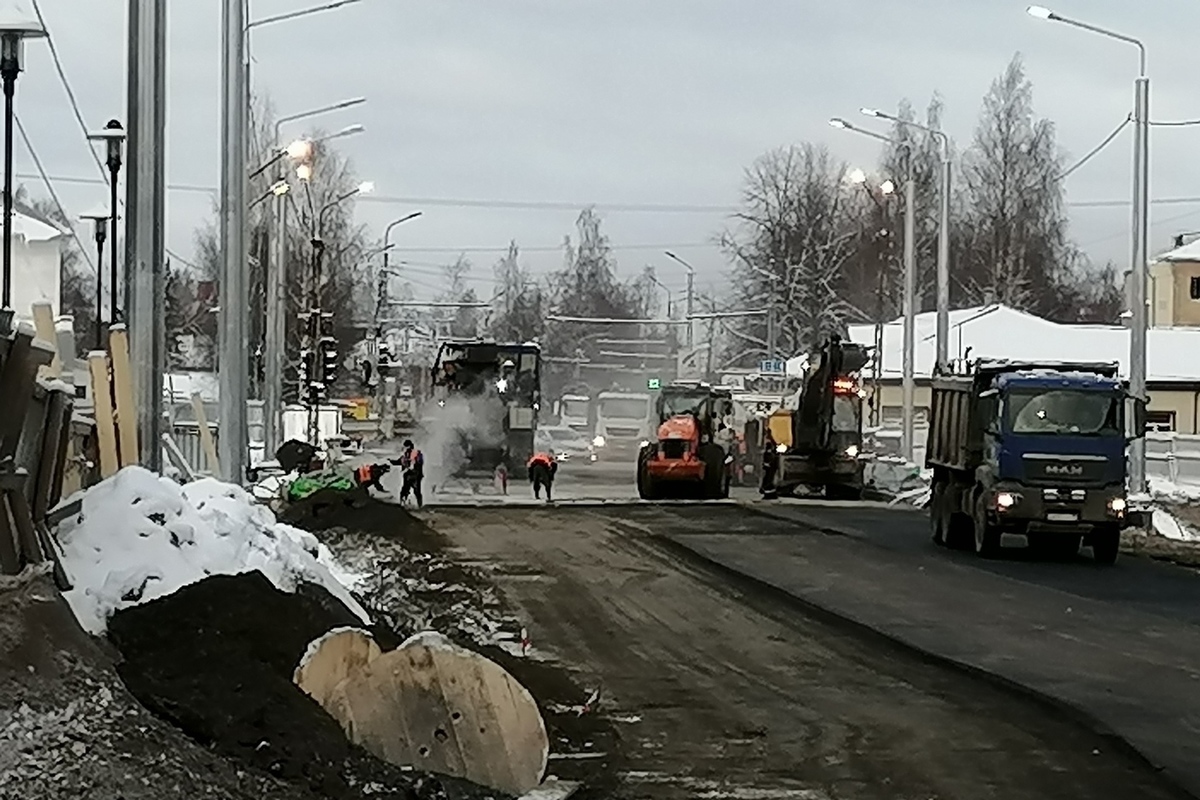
[8,207,68,320]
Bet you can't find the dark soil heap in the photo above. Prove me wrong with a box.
[106,571,505,800]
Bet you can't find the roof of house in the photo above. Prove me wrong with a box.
[11,202,68,242]
[1155,237,1200,263]
[847,304,1200,384]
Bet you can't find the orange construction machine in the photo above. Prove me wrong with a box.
[636,382,735,500]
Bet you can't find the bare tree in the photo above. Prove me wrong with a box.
[488,241,546,343]
[435,255,482,338]
[721,143,862,365]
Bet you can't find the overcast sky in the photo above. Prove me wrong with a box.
[15,0,1200,301]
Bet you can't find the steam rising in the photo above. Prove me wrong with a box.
[415,390,508,489]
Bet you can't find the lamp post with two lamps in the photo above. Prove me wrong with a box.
[0,7,45,335]
[858,107,950,374]
[79,207,110,351]
[830,117,917,462]
[1025,4,1150,493]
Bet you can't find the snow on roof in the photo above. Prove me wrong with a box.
[1155,237,1200,263]
[10,207,67,242]
[848,303,1200,383]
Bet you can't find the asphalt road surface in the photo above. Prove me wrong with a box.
[419,504,1189,800]
[665,499,1200,797]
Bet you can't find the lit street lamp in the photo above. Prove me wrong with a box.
[87,120,126,323]
[1025,6,1150,493]
[861,106,950,374]
[80,206,111,350]
[0,5,45,335]
[830,117,917,459]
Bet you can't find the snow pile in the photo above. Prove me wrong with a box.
[1147,476,1200,505]
[55,466,370,634]
[864,455,928,497]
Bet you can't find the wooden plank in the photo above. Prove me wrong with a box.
[88,352,120,479]
[191,393,221,479]
[30,302,61,379]
[6,487,44,568]
[0,328,43,461]
[108,326,139,467]
[33,389,68,520]
[48,394,74,510]
[0,495,20,574]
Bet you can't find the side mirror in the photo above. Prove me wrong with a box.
[1125,395,1148,440]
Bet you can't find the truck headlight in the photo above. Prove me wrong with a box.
[995,492,1017,511]
[844,445,859,458]
[775,443,788,454]
[593,435,606,448]
[1108,497,1127,513]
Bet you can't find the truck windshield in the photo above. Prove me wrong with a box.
[561,399,589,418]
[832,395,859,432]
[600,398,649,419]
[1006,389,1119,435]
[661,392,709,418]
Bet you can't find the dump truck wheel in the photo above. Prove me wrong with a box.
[973,493,1002,558]
[1091,524,1120,565]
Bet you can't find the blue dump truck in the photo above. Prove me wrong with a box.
[927,359,1147,564]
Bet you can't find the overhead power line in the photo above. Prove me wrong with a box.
[15,113,95,274]
[1058,115,1130,181]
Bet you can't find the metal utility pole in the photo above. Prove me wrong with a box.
[1025,4,1150,491]
[126,0,166,471]
[902,178,916,463]
[218,0,247,482]
[263,186,287,458]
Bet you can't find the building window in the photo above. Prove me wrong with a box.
[1146,410,1176,433]
[1191,275,1200,300]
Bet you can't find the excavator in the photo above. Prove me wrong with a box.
[764,335,871,500]
[636,381,735,500]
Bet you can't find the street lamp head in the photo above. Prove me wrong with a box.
[357,180,375,194]
[295,162,313,182]
[860,107,884,119]
[0,3,46,75]
[270,180,290,197]
[1026,5,1056,21]
[79,205,110,223]
[828,118,850,130]
[880,179,896,195]
[848,168,867,185]
[87,119,126,169]
[333,123,365,137]
[285,138,312,161]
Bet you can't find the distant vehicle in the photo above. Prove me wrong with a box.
[926,359,1147,563]
[556,393,591,433]
[593,391,654,461]
[535,425,597,463]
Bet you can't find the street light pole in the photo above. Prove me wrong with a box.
[80,209,109,351]
[860,108,950,374]
[1026,5,1150,492]
[0,10,45,335]
[664,250,696,368]
[830,118,917,461]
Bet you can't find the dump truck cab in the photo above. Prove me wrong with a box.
[636,382,735,499]
[928,359,1147,563]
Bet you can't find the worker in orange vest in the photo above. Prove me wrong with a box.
[391,439,425,508]
[354,462,390,495]
[527,451,558,501]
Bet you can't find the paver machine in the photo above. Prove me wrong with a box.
[636,381,736,500]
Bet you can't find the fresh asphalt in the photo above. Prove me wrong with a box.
[649,500,1200,798]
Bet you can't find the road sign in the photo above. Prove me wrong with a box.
[647,378,661,390]
[759,359,785,376]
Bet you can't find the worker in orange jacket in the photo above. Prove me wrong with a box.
[527,451,558,502]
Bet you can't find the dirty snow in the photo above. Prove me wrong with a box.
[55,466,370,634]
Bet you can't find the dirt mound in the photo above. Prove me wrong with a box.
[107,571,503,800]
[279,496,437,551]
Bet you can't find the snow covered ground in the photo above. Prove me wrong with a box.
[53,466,370,634]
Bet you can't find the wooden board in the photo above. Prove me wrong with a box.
[30,302,61,378]
[191,393,221,478]
[293,627,381,711]
[87,352,119,479]
[322,631,548,795]
[107,326,139,467]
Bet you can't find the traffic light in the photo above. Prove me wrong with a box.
[320,335,338,385]
[299,347,315,388]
